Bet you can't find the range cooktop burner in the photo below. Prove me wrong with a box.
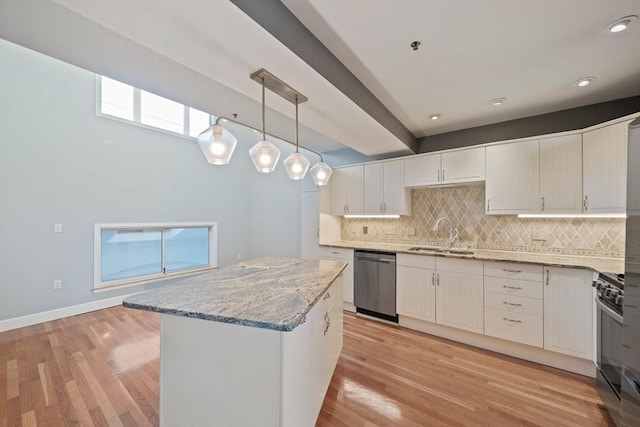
[597,272,624,315]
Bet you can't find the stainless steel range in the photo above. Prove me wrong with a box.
[595,272,625,425]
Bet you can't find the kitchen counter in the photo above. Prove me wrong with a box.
[123,257,347,331]
[321,240,624,274]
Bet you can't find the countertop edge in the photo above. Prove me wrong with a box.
[123,260,348,332]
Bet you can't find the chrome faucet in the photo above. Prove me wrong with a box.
[432,217,459,248]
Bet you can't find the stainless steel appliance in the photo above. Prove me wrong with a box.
[621,117,640,427]
[354,250,397,322]
[595,272,625,425]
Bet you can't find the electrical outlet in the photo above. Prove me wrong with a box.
[532,228,548,241]
[53,280,62,290]
[54,224,63,233]
[237,253,242,260]
[384,227,397,235]
[406,227,416,236]
[363,226,368,235]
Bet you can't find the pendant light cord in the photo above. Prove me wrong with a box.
[261,77,266,140]
[295,96,299,153]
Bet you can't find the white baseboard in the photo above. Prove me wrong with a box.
[400,316,596,378]
[0,293,139,333]
[343,302,356,313]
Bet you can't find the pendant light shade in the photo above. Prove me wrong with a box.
[249,140,280,173]
[284,152,310,180]
[197,124,238,165]
[310,161,333,186]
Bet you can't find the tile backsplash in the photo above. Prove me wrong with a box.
[341,185,625,257]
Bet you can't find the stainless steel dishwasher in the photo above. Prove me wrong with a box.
[354,250,397,322]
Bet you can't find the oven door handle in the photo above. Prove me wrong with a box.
[595,297,623,324]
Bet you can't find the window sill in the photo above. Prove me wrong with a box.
[93,266,217,294]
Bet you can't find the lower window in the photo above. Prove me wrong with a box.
[94,222,217,291]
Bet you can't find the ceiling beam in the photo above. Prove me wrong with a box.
[230,0,420,154]
[418,96,640,153]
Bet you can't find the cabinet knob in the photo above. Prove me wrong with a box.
[583,195,589,211]
[545,269,550,286]
[541,196,545,211]
[436,273,440,286]
[487,199,491,212]
[431,272,435,286]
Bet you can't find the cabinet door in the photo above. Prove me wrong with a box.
[543,267,594,359]
[583,121,628,213]
[539,135,583,213]
[404,154,441,186]
[397,266,436,322]
[435,271,484,334]
[330,169,348,215]
[485,140,540,214]
[364,163,384,214]
[345,166,364,215]
[441,147,485,183]
[382,160,408,214]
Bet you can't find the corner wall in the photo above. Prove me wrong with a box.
[0,40,304,321]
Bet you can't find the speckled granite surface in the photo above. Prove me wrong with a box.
[123,257,347,331]
[322,241,624,274]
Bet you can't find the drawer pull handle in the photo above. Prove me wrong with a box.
[323,312,331,335]
[503,317,522,323]
[503,301,522,307]
[502,269,522,274]
[331,251,340,255]
[323,292,331,300]
[502,285,522,290]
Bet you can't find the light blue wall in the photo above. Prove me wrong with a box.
[0,40,305,321]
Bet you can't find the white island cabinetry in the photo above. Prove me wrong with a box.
[124,258,345,427]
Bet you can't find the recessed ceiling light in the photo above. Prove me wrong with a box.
[430,114,440,120]
[605,15,637,33]
[573,77,596,87]
[490,98,506,106]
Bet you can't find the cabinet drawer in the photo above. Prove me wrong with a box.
[484,276,543,299]
[318,246,354,260]
[484,261,542,282]
[397,253,436,269]
[436,257,483,275]
[484,307,543,348]
[484,292,543,316]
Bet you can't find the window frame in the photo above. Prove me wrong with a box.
[95,76,213,140]
[93,222,218,292]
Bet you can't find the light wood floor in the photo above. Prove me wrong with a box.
[0,306,614,426]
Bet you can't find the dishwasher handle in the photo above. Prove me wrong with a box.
[356,256,395,263]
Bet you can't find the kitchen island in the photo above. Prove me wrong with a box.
[124,257,347,427]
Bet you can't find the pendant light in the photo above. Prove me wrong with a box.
[310,161,333,186]
[197,123,237,165]
[284,97,310,180]
[249,76,280,173]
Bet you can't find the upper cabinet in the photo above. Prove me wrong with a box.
[364,160,411,215]
[539,135,583,213]
[485,140,540,214]
[583,121,629,213]
[405,147,485,187]
[330,165,364,216]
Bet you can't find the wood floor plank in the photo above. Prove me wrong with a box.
[0,306,616,426]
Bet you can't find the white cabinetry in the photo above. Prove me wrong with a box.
[404,147,485,187]
[319,246,355,312]
[483,262,544,347]
[539,135,583,213]
[485,140,539,214]
[159,276,343,427]
[435,258,484,334]
[364,160,411,215]
[330,165,364,215]
[583,121,628,213]
[543,267,594,359]
[396,254,436,322]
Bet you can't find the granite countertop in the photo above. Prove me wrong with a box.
[321,240,624,274]
[123,257,347,332]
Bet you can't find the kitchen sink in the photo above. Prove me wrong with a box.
[407,246,475,255]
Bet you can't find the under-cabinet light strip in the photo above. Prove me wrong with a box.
[344,215,401,219]
[517,213,627,219]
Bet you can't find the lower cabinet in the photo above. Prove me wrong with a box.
[319,247,355,312]
[543,266,594,359]
[396,255,483,334]
[397,256,595,363]
[435,258,484,334]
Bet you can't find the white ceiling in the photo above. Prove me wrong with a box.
[2,0,639,157]
[283,0,640,138]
